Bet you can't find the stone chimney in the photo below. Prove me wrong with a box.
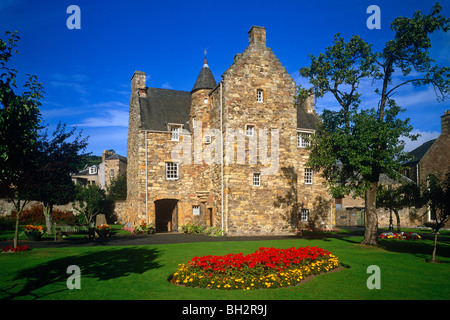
[248,26,266,47]
[102,149,115,162]
[131,70,147,97]
[441,109,450,138]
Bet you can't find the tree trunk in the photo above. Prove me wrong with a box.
[13,199,25,249]
[43,203,53,234]
[362,182,379,246]
[394,209,401,233]
[13,205,21,249]
[431,232,438,263]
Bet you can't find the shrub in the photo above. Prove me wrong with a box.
[182,222,205,234]
[0,216,14,230]
[9,204,77,225]
[134,220,155,234]
[203,226,224,237]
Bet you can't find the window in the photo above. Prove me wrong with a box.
[297,132,311,148]
[246,125,255,137]
[192,205,200,216]
[304,168,313,184]
[110,169,114,177]
[204,135,211,144]
[204,97,208,104]
[165,162,179,180]
[253,173,261,186]
[89,166,97,174]
[192,117,196,129]
[301,209,309,222]
[170,125,181,141]
[256,89,264,103]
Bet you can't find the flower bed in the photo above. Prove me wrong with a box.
[379,231,421,240]
[170,246,340,290]
[2,245,30,253]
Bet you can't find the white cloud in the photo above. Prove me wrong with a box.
[161,82,173,89]
[48,81,88,96]
[74,109,129,128]
[401,129,439,152]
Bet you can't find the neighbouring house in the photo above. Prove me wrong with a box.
[72,150,127,190]
[334,174,420,229]
[124,26,334,235]
[402,110,450,225]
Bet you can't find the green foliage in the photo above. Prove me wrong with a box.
[134,220,155,234]
[74,155,102,172]
[0,30,44,199]
[33,122,89,207]
[0,30,46,247]
[181,222,205,234]
[203,226,224,237]
[423,171,450,231]
[73,184,106,225]
[106,172,127,201]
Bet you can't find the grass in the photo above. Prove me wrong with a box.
[1,229,449,300]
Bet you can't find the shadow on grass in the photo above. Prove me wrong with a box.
[2,246,161,300]
[378,238,450,261]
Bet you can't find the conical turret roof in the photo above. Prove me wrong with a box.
[191,55,216,94]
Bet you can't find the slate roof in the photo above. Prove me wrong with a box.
[105,154,128,163]
[297,105,318,131]
[139,88,191,131]
[402,139,436,165]
[191,63,217,93]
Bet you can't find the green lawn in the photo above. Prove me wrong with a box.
[1,231,449,300]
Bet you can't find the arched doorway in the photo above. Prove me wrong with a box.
[155,199,178,232]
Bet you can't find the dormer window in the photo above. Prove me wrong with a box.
[89,166,97,175]
[256,89,264,103]
[170,124,182,141]
[297,131,312,148]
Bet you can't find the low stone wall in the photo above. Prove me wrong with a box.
[0,198,127,226]
[0,199,76,216]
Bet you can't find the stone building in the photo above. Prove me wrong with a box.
[417,110,450,186]
[125,26,334,235]
[72,150,127,190]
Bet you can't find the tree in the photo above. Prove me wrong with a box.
[376,182,422,232]
[0,31,44,248]
[106,170,127,201]
[298,3,450,245]
[74,184,106,225]
[33,122,89,233]
[423,172,450,263]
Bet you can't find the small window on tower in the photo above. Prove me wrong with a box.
[245,125,255,137]
[256,89,264,103]
[204,97,208,104]
[253,173,261,186]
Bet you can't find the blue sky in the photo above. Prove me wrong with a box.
[1,0,449,157]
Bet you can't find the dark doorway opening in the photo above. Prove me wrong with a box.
[155,199,178,232]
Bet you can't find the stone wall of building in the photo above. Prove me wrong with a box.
[126,71,146,226]
[216,26,333,235]
[420,111,450,183]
